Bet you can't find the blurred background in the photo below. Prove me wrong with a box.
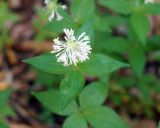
[0,0,160,128]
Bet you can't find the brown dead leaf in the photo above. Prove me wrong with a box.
[9,0,22,10]
[156,103,160,113]
[6,48,18,65]
[0,54,3,67]
[133,119,156,128]
[121,113,156,128]
[11,23,34,41]
[9,123,34,128]
[0,81,10,90]
[150,16,160,35]
[0,71,5,79]
[18,41,52,53]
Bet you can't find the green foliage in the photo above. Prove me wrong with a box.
[139,74,160,104]
[0,1,17,26]
[24,53,69,75]
[0,89,13,128]
[0,104,15,117]
[143,3,160,14]
[44,17,77,34]
[33,82,129,128]
[98,37,129,53]
[27,52,128,128]
[83,106,130,128]
[79,82,108,108]
[23,0,160,127]
[36,70,63,87]
[33,90,78,116]
[0,123,9,128]
[33,6,53,41]
[99,0,133,15]
[0,89,12,109]
[63,113,88,128]
[93,14,111,32]
[128,45,146,77]
[130,13,150,45]
[71,0,95,23]
[60,71,85,108]
[2,0,160,127]
[0,1,18,48]
[76,20,94,42]
[24,53,128,77]
[78,53,128,76]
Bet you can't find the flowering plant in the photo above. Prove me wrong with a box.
[24,0,160,128]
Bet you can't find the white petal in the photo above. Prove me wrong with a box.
[61,5,67,10]
[145,0,154,4]
[44,0,49,4]
[48,10,55,21]
[55,11,63,21]
[51,29,92,66]
[77,32,86,41]
[63,29,76,42]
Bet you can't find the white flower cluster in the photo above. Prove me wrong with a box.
[145,0,154,4]
[51,29,92,66]
[43,1,92,66]
[45,0,66,21]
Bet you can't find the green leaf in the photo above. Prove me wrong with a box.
[83,106,130,128]
[93,32,110,53]
[104,37,130,53]
[24,53,69,75]
[60,71,85,109]
[138,75,155,105]
[143,4,160,14]
[0,123,8,128]
[78,53,128,76]
[0,104,15,117]
[128,46,146,78]
[0,1,18,27]
[63,113,88,128]
[0,89,12,109]
[94,15,111,32]
[99,0,132,15]
[118,76,136,88]
[71,0,95,23]
[76,20,94,42]
[44,18,77,33]
[158,121,160,128]
[36,70,63,87]
[33,90,78,116]
[79,82,108,108]
[106,15,128,28]
[130,13,150,45]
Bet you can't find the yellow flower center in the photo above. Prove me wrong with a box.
[68,42,78,49]
[48,1,57,10]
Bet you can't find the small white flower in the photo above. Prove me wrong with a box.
[44,0,66,21]
[44,0,49,4]
[145,0,154,4]
[51,29,92,66]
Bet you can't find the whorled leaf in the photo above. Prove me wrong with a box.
[83,106,130,128]
[79,82,108,108]
[78,53,129,76]
[33,90,78,116]
[63,113,88,128]
[60,71,85,109]
[99,0,133,15]
[23,53,69,75]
